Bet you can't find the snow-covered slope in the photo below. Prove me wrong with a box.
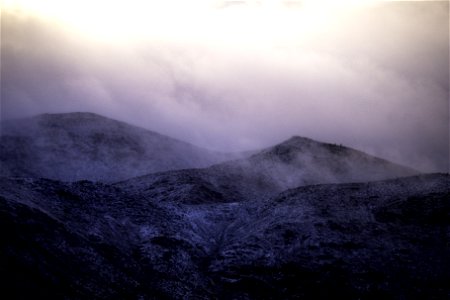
[1,174,448,299]
[0,112,238,182]
[0,177,194,298]
[208,173,449,298]
[117,136,419,203]
[2,112,443,299]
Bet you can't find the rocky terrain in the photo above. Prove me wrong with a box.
[209,174,449,299]
[0,113,238,182]
[1,174,448,299]
[0,113,448,299]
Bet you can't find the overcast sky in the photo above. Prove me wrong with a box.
[1,0,449,172]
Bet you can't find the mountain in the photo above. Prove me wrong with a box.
[240,135,418,184]
[116,136,418,204]
[1,174,448,299]
[2,111,442,299]
[208,173,449,299]
[0,112,239,182]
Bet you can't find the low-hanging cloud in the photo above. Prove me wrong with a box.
[1,1,448,172]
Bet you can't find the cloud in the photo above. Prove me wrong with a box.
[1,1,448,172]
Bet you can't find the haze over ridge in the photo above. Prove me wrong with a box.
[1,1,448,172]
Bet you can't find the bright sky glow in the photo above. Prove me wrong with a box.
[2,0,379,45]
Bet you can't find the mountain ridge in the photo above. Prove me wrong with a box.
[117,132,418,204]
[2,112,417,187]
[0,112,241,182]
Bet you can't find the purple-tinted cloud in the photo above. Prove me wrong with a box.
[1,2,448,172]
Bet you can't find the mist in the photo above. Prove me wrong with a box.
[1,1,448,172]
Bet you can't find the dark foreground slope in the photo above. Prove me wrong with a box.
[0,178,209,299]
[117,136,418,203]
[0,112,237,182]
[1,174,448,299]
[209,173,449,299]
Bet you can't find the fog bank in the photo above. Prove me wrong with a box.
[1,1,448,172]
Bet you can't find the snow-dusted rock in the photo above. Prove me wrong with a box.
[1,174,448,299]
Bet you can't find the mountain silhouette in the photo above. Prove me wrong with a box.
[118,135,418,204]
[0,112,238,182]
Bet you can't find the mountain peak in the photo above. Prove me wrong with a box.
[244,134,418,184]
[0,112,237,182]
[276,136,350,154]
[41,112,103,118]
[282,136,315,147]
[37,112,116,123]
